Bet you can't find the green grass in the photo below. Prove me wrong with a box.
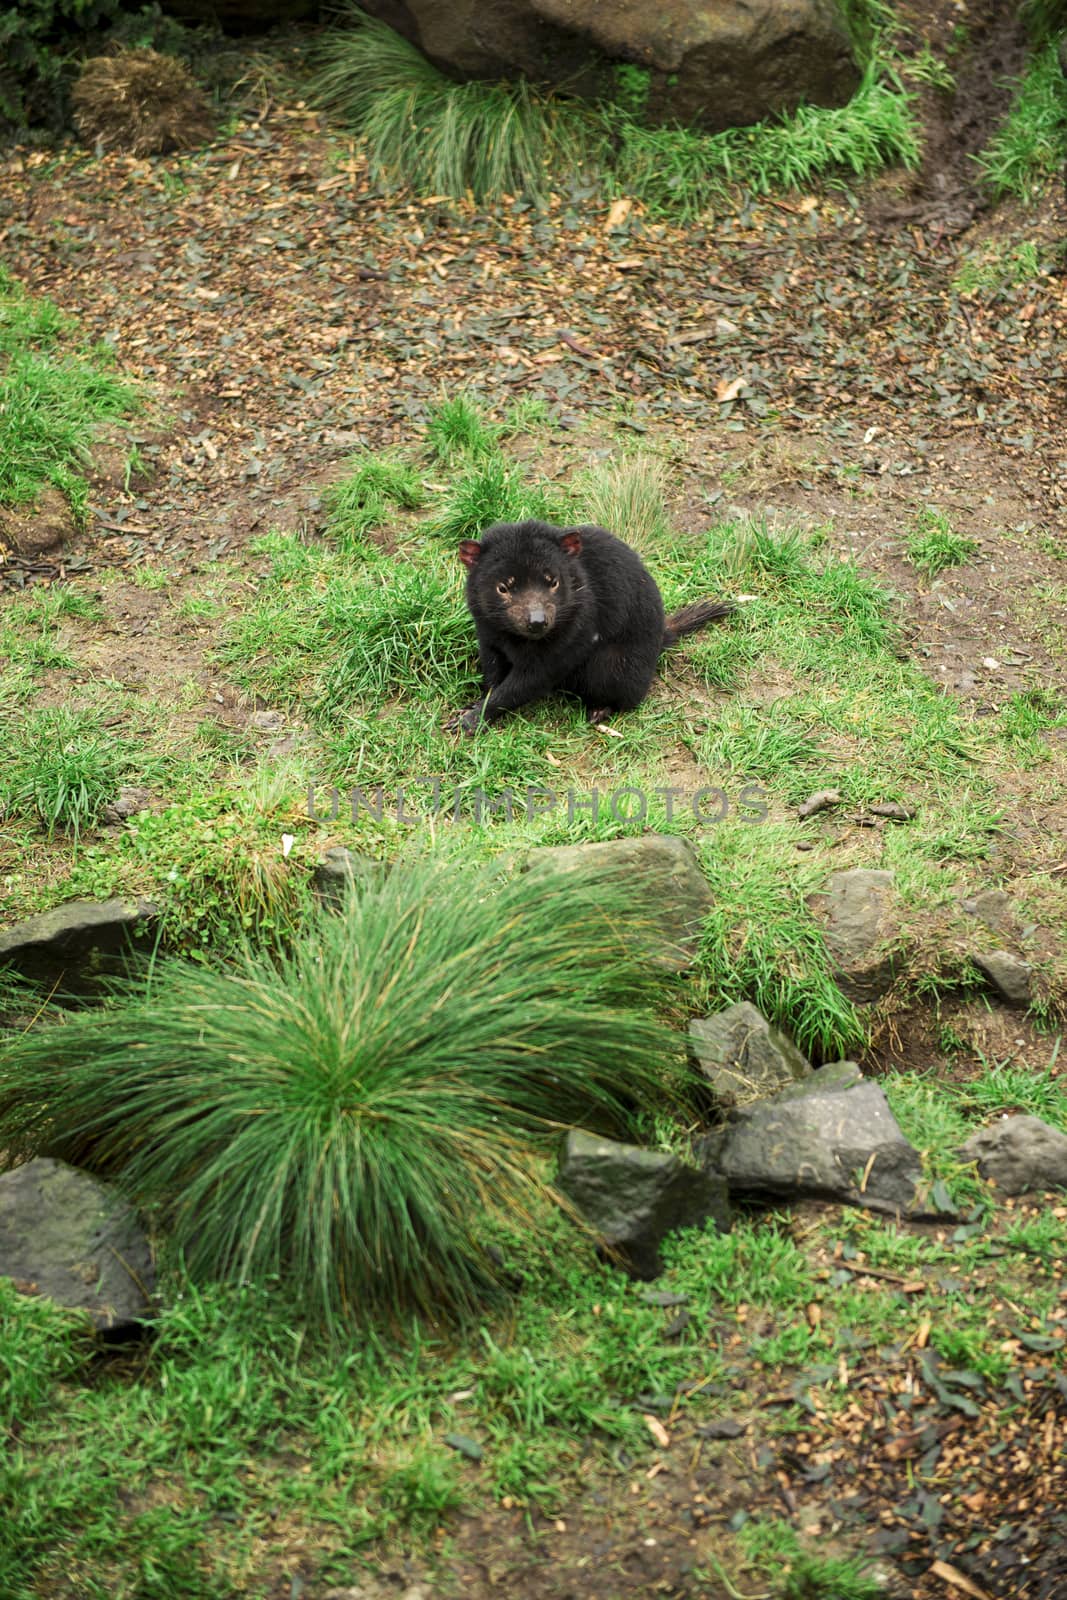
[905,507,978,577]
[425,393,502,463]
[736,1519,882,1599]
[325,450,425,549]
[608,56,920,218]
[0,706,129,843]
[427,451,572,542]
[310,9,920,215]
[0,267,139,516]
[697,821,866,1061]
[958,1053,1067,1127]
[1022,0,1067,40]
[0,855,683,1326]
[2,1188,1063,1595]
[953,239,1043,296]
[65,782,319,953]
[975,39,1067,200]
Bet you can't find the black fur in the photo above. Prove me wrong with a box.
[448,520,734,732]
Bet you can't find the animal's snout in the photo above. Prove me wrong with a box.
[527,606,547,630]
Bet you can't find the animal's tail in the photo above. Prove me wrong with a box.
[662,598,736,649]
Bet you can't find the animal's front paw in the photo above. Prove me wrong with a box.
[587,705,614,725]
[446,703,487,736]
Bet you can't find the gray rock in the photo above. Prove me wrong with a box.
[959,1115,1067,1195]
[363,0,859,132]
[0,898,159,988]
[961,887,1014,931]
[689,1001,811,1106]
[0,1158,155,1333]
[523,835,712,971]
[814,868,899,1001]
[557,1129,731,1279]
[776,1060,863,1098]
[313,847,375,906]
[101,785,153,824]
[971,949,1031,1007]
[702,1078,922,1213]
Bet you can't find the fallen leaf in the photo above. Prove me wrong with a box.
[715,375,746,403]
[643,1414,670,1448]
[605,197,633,231]
[929,1560,993,1600]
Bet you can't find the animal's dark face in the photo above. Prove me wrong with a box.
[459,525,583,640]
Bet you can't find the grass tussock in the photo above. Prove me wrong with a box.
[577,453,672,548]
[905,507,978,577]
[0,856,684,1325]
[311,10,602,203]
[325,451,425,548]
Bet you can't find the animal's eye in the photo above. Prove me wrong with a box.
[496,581,509,598]
[548,576,559,590]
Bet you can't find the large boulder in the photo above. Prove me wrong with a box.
[360,0,860,131]
[0,898,159,990]
[557,1129,731,1278]
[959,1115,1067,1196]
[522,834,712,971]
[534,0,860,128]
[701,1069,924,1214]
[0,1159,155,1334]
[810,868,900,1002]
[689,1001,811,1107]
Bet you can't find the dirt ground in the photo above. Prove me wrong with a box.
[2,1,1067,1595]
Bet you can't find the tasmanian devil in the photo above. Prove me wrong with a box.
[447,519,734,733]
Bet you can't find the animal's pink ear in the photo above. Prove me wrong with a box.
[560,530,583,557]
[458,540,482,569]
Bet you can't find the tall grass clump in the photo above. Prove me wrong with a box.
[0,706,127,841]
[428,453,572,542]
[311,8,918,215]
[0,268,139,513]
[0,857,685,1325]
[975,40,1067,199]
[310,8,601,202]
[578,454,672,548]
[425,393,501,463]
[1021,0,1067,43]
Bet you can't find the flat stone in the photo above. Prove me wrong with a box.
[0,1158,155,1334]
[961,888,1014,931]
[557,1129,731,1279]
[959,1115,1067,1195]
[313,847,376,906]
[101,785,153,823]
[523,835,712,972]
[702,1078,922,1213]
[814,868,899,1001]
[0,898,160,989]
[688,1001,811,1106]
[776,1060,863,1098]
[971,949,1031,1007]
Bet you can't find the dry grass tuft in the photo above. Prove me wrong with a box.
[72,48,214,157]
